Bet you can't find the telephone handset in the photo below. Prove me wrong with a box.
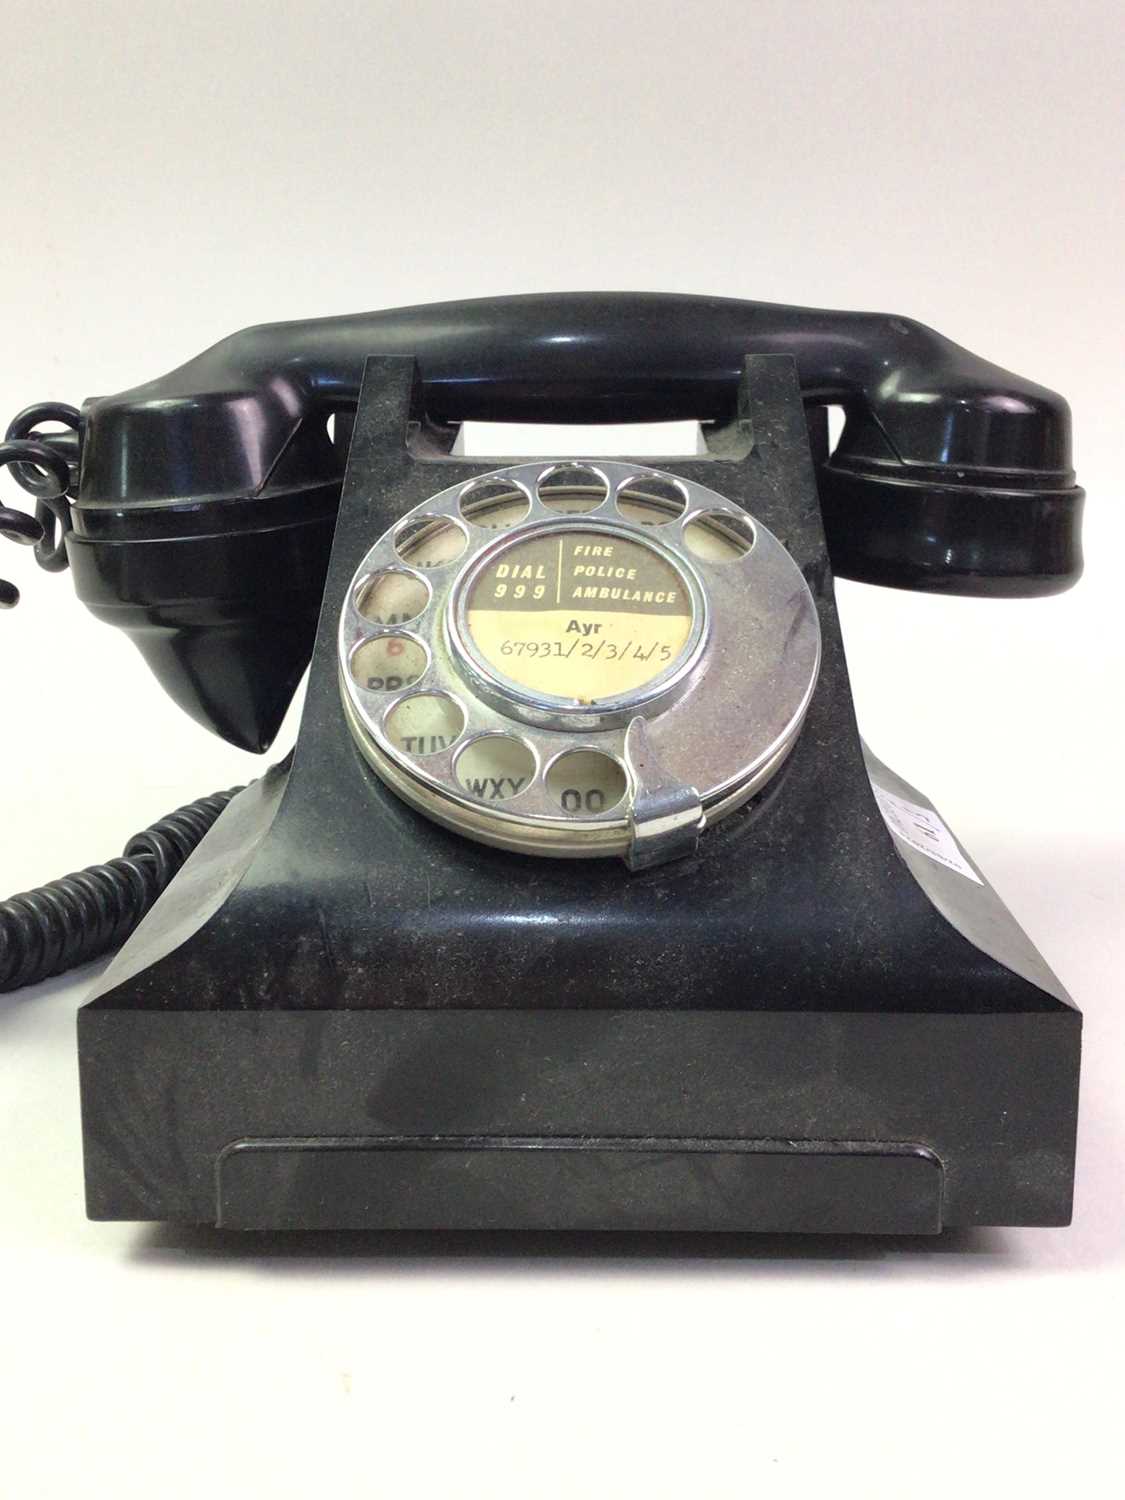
[1,293,1082,756]
[0,295,1084,1234]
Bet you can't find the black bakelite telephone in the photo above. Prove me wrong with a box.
[0,294,1083,1234]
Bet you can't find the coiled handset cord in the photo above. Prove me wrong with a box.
[0,788,244,993]
[0,401,81,607]
[2,403,245,992]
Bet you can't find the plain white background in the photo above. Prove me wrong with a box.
[1,2,1122,1496]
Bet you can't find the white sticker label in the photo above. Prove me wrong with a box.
[871,785,983,884]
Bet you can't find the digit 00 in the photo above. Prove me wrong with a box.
[547,752,628,817]
[560,787,606,813]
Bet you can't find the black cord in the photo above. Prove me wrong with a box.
[0,787,244,993]
[0,402,81,608]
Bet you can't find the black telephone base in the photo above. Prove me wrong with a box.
[77,358,1080,1234]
